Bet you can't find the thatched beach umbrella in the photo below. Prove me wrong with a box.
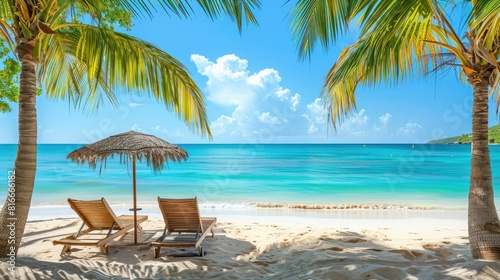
[67,130,188,244]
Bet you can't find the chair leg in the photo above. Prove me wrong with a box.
[210,228,214,237]
[100,246,109,255]
[154,246,160,258]
[61,245,71,254]
[198,246,204,257]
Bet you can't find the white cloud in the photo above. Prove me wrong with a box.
[131,124,145,132]
[345,109,369,127]
[291,94,300,112]
[211,115,237,136]
[308,123,318,134]
[152,125,161,131]
[189,55,211,73]
[151,125,168,134]
[275,88,290,100]
[191,54,426,143]
[258,112,281,124]
[128,103,144,107]
[248,68,281,88]
[301,104,421,142]
[373,113,392,132]
[191,54,248,81]
[398,121,422,136]
[303,98,327,135]
[192,54,306,141]
[210,106,258,138]
[174,130,185,138]
[191,54,254,107]
[379,113,392,125]
[338,109,370,136]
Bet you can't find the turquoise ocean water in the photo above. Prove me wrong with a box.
[1,144,499,210]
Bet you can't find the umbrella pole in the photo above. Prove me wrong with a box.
[132,156,138,244]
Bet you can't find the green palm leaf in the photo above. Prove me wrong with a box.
[0,0,14,51]
[40,25,211,138]
[289,0,354,60]
[468,0,500,111]
[159,0,261,32]
[194,0,261,31]
[73,0,155,19]
[290,0,500,128]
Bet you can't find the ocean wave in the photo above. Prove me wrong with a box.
[251,202,456,210]
[200,201,466,211]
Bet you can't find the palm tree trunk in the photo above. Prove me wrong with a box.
[468,79,500,260]
[0,41,38,257]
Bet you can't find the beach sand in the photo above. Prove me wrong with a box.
[1,212,500,279]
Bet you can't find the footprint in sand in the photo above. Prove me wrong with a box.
[366,248,383,252]
[318,271,350,280]
[319,235,329,240]
[240,245,257,255]
[406,267,421,275]
[325,247,344,252]
[363,267,408,279]
[388,249,423,260]
[346,238,367,243]
[422,243,454,259]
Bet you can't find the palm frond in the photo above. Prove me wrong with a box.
[469,0,500,31]
[290,0,481,129]
[0,20,15,51]
[464,1,500,109]
[0,0,12,21]
[195,0,261,32]
[0,0,15,50]
[72,0,156,20]
[39,26,211,138]
[423,52,461,76]
[39,30,116,109]
[318,0,459,129]
[158,0,261,33]
[469,0,500,66]
[425,25,469,65]
[289,0,356,60]
[321,44,361,131]
[490,69,500,114]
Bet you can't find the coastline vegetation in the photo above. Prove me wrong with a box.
[428,125,500,144]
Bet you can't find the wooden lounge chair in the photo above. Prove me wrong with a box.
[151,197,216,258]
[53,198,148,254]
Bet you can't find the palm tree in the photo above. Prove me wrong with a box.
[0,0,260,256]
[289,0,500,260]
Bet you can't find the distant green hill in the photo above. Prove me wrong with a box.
[428,124,500,144]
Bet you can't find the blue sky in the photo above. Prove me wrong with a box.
[0,1,497,144]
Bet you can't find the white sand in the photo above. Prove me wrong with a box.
[1,210,500,279]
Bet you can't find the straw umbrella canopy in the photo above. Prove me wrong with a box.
[67,130,188,244]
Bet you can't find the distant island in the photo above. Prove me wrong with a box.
[428,124,500,144]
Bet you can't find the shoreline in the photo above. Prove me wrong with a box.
[9,196,474,212]
[27,204,471,225]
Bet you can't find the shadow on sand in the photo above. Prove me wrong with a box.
[1,222,500,279]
